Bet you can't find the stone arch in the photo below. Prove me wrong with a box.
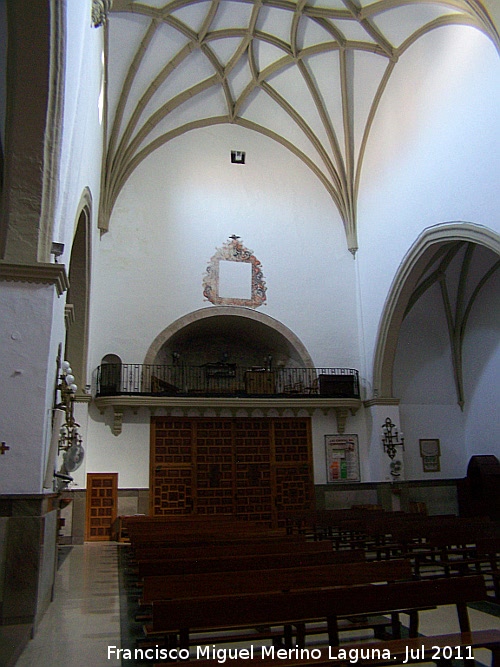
[65,188,92,391]
[373,222,500,399]
[144,307,314,369]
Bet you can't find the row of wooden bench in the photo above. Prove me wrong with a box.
[123,514,500,664]
[283,509,500,591]
[126,511,500,595]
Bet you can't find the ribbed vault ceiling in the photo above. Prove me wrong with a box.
[102,0,500,251]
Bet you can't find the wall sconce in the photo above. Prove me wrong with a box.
[381,417,404,460]
[56,361,82,454]
[0,441,10,457]
[51,242,64,262]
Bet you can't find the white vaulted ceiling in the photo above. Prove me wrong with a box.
[101,0,500,252]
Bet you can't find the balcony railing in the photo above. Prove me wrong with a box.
[93,364,360,399]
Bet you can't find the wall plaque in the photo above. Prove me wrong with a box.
[325,434,360,483]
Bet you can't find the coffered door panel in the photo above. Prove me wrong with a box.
[272,418,314,525]
[195,419,235,516]
[85,473,118,541]
[151,417,194,515]
[234,418,273,523]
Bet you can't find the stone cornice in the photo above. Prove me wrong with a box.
[0,262,69,295]
[75,394,92,404]
[94,396,362,435]
[363,397,400,408]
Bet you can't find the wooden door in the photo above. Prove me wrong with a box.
[85,473,118,541]
[234,418,273,523]
[150,417,314,525]
[273,418,314,517]
[150,419,194,515]
[195,419,235,516]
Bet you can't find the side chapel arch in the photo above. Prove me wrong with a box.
[373,222,500,400]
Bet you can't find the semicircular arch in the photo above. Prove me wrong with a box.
[144,306,314,368]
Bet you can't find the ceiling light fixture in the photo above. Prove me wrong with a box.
[231,151,245,164]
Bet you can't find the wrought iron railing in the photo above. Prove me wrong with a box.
[93,364,360,399]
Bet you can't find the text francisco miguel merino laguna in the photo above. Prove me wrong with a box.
[108,644,475,663]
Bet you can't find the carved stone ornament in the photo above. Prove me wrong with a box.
[92,0,113,28]
[203,236,266,309]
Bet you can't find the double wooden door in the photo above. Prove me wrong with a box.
[150,416,314,526]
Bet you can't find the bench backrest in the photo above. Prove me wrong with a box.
[151,574,486,638]
[141,558,413,604]
[128,527,287,545]
[137,548,365,577]
[134,538,331,561]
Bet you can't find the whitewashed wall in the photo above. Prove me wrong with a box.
[86,123,363,486]
[42,4,104,493]
[89,125,359,370]
[0,284,61,494]
[54,3,104,258]
[463,269,500,462]
[357,26,500,389]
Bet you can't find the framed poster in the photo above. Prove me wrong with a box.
[325,434,360,483]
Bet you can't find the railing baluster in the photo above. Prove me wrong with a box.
[93,364,360,399]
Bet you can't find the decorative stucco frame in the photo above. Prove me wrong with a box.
[203,237,266,308]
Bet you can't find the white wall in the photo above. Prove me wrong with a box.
[89,125,359,371]
[81,22,500,490]
[0,284,58,494]
[356,26,500,389]
[463,268,500,461]
[41,4,104,493]
[85,123,365,486]
[53,2,104,256]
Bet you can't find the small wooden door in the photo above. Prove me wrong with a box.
[85,473,118,541]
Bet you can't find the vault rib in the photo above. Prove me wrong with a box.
[102,0,500,252]
[111,41,197,179]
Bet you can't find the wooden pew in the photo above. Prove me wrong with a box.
[188,631,500,667]
[127,526,288,548]
[127,522,284,538]
[282,508,388,538]
[140,558,413,605]
[475,535,500,600]
[133,538,332,562]
[140,559,412,648]
[146,574,489,652]
[136,547,365,578]
[393,519,499,579]
[125,516,275,538]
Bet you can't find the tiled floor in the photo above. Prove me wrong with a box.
[15,544,123,667]
[14,543,500,666]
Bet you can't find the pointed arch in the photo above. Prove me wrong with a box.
[65,188,92,392]
[373,222,500,399]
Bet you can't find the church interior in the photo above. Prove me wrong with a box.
[1,0,500,664]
